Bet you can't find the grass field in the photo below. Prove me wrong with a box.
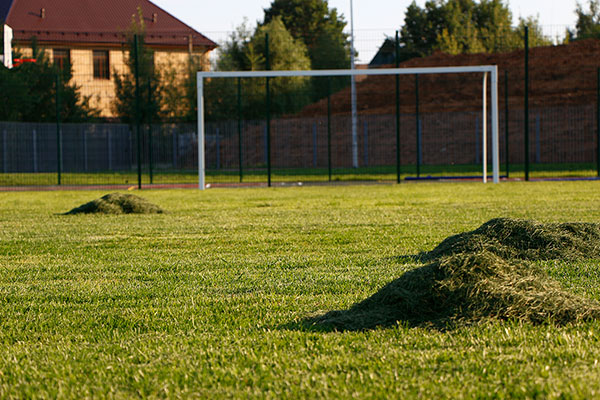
[1,182,600,398]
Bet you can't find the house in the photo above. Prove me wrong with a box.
[1,0,217,117]
[369,38,397,68]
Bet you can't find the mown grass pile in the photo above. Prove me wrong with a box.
[311,218,600,331]
[426,217,600,261]
[64,192,164,215]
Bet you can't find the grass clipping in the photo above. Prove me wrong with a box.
[64,193,164,215]
[310,218,600,330]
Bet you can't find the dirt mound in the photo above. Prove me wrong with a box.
[299,39,600,117]
[64,193,164,215]
[308,218,600,331]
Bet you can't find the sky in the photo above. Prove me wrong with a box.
[152,0,583,63]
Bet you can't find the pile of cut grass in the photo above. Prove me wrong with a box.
[425,217,600,261]
[64,193,164,215]
[310,218,600,331]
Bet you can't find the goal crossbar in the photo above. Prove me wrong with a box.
[197,65,500,188]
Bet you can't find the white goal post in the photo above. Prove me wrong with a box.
[2,25,13,69]
[197,65,500,189]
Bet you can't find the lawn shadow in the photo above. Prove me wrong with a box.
[281,262,459,333]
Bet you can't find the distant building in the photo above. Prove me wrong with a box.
[1,0,217,117]
[369,38,397,68]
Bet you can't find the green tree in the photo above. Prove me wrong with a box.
[400,0,550,58]
[515,16,553,47]
[159,54,205,122]
[112,8,161,123]
[263,0,350,100]
[207,17,311,120]
[473,0,519,52]
[399,1,447,58]
[214,20,255,71]
[252,17,311,115]
[263,0,349,67]
[435,0,486,54]
[0,64,30,121]
[0,40,98,122]
[570,0,600,40]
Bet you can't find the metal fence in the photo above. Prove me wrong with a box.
[201,103,599,185]
[0,122,197,186]
[2,28,600,188]
[1,102,599,187]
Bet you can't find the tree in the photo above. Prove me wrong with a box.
[0,65,30,121]
[515,16,552,48]
[0,40,98,122]
[159,54,205,122]
[263,0,350,100]
[263,0,348,65]
[112,8,162,124]
[435,0,486,55]
[214,20,255,72]
[569,0,600,40]
[399,1,448,59]
[207,17,312,120]
[472,0,519,52]
[399,0,550,58]
[252,17,312,115]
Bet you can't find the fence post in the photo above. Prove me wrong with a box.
[238,77,243,182]
[2,129,6,173]
[134,34,142,189]
[265,33,272,187]
[418,119,423,173]
[395,30,401,183]
[505,70,509,178]
[107,129,113,170]
[327,77,332,182]
[312,122,317,168]
[172,127,178,169]
[32,129,38,173]
[524,26,530,181]
[83,129,88,171]
[415,74,421,178]
[597,67,600,177]
[475,116,481,164]
[263,126,268,164]
[216,127,221,169]
[56,72,62,185]
[535,114,541,164]
[363,121,368,167]
[147,80,154,185]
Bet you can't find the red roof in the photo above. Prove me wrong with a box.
[2,0,217,49]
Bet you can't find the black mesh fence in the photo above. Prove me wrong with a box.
[202,65,600,185]
[0,122,198,186]
[0,30,204,188]
[2,28,600,188]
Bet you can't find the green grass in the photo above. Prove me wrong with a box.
[1,182,600,398]
[1,162,598,187]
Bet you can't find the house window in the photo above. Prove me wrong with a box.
[93,50,110,79]
[53,49,70,70]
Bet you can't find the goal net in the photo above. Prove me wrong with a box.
[196,66,500,189]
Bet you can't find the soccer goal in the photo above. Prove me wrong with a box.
[196,65,500,189]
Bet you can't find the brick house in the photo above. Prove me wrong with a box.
[1,0,217,117]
